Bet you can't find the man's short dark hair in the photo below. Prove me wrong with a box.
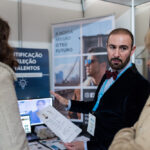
[107,28,134,47]
[88,46,108,64]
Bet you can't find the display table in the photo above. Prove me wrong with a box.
[28,135,89,150]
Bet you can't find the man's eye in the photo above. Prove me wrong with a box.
[109,45,115,49]
[120,46,128,51]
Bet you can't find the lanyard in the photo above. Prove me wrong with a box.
[92,63,132,112]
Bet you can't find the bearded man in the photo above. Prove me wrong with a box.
[51,28,150,150]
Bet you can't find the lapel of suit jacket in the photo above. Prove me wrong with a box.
[94,64,138,103]
[94,74,107,102]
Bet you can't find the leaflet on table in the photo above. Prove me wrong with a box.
[39,135,90,150]
[28,141,50,150]
[40,139,66,150]
[37,105,82,143]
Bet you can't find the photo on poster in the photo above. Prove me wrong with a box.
[83,54,108,87]
[55,56,80,86]
[82,35,108,53]
[82,17,113,53]
[53,89,83,122]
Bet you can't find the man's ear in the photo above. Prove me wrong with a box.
[131,46,136,56]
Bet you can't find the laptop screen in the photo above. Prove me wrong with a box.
[18,98,52,126]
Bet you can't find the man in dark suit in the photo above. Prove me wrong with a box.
[51,28,150,150]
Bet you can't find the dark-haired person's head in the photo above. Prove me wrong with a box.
[106,28,136,71]
[85,47,108,77]
[0,17,18,70]
[87,46,107,63]
[107,28,134,47]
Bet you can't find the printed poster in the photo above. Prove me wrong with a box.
[52,15,115,122]
[14,48,50,100]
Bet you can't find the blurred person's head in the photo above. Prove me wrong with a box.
[0,17,18,70]
[36,100,46,111]
[84,47,108,85]
[107,28,136,71]
[145,29,150,69]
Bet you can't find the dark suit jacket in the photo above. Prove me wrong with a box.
[70,64,150,150]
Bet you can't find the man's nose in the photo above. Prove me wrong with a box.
[114,49,120,57]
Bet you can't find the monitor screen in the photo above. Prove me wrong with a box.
[18,98,52,125]
[21,115,31,134]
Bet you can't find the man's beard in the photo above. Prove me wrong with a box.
[108,55,130,70]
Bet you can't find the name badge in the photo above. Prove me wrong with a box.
[87,113,96,136]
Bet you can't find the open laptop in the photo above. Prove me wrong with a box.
[18,98,53,141]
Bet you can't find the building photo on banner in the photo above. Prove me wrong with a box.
[52,15,115,123]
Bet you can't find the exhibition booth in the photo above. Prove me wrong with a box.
[0,0,150,149]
